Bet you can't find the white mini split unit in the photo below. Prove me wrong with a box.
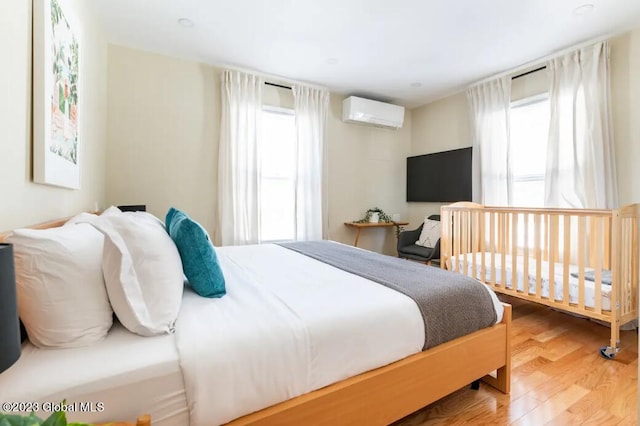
[342,96,405,130]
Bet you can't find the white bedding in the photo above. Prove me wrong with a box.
[0,324,188,425]
[177,243,503,425]
[176,243,425,425]
[0,242,503,426]
[451,252,612,310]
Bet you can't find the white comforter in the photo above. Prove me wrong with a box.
[175,243,425,425]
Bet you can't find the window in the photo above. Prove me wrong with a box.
[509,94,550,207]
[259,107,296,242]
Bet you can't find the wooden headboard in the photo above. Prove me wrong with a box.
[0,215,81,243]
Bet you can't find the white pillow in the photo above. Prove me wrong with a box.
[5,224,113,348]
[415,218,441,248]
[90,211,184,336]
[65,206,120,225]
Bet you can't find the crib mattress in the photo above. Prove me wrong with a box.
[451,252,612,311]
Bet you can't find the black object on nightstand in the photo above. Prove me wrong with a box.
[0,243,21,372]
[118,205,146,212]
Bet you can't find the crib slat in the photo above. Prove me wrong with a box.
[500,213,507,289]
[471,211,478,280]
[623,219,631,314]
[622,218,632,315]
[523,213,529,298]
[548,215,558,302]
[462,211,468,276]
[480,211,486,283]
[535,214,542,298]
[512,213,518,292]
[441,209,450,270]
[603,217,611,270]
[543,214,549,262]
[632,218,639,315]
[589,218,597,270]
[489,212,496,287]
[577,216,586,310]
[453,211,460,273]
[593,217,603,314]
[562,215,571,306]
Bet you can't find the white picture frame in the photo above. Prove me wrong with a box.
[33,0,80,189]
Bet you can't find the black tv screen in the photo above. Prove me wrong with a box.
[406,147,472,202]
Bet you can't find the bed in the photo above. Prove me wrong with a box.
[0,212,511,425]
[441,202,639,359]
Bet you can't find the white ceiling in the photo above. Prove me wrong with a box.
[88,0,640,108]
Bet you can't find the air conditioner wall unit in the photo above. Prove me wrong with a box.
[342,96,405,130]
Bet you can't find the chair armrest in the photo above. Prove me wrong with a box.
[397,225,423,250]
[427,239,441,261]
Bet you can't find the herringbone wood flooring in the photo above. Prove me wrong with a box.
[394,295,638,425]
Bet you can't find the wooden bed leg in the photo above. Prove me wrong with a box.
[480,304,511,394]
[482,365,510,393]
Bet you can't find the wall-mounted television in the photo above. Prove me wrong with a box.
[406,147,472,202]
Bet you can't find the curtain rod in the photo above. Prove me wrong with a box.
[471,30,620,88]
[222,64,327,90]
[511,66,546,80]
[265,82,292,90]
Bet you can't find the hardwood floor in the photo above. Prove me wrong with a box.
[394,295,638,425]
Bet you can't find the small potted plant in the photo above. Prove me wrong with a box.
[354,207,404,236]
[355,207,394,224]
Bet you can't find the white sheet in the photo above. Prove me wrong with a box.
[0,323,188,425]
[176,243,503,425]
[451,252,612,310]
[176,243,424,425]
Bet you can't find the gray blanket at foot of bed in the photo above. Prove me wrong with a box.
[278,241,497,350]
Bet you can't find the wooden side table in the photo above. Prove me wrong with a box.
[344,221,409,247]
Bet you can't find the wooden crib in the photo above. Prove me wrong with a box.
[441,202,639,359]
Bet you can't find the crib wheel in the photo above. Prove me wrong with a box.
[599,346,617,360]
[470,380,480,390]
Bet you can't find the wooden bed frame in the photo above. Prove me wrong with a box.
[441,202,639,359]
[1,215,511,425]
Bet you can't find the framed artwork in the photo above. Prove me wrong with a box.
[33,0,80,189]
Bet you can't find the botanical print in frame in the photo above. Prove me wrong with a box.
[33,0,80,189]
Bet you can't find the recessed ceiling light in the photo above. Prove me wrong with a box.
[178,18,195,28]
[410,82,422,88]
[326,58,339,65]
[573,4,594,16]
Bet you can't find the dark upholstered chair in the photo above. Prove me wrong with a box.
[397,214,441,265]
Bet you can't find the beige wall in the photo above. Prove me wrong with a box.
[407,92,469,227]
[327,97,412,254]
[611,29,640,205]
[105,46,219,233]
[0,0,108,231]
[106,46,411,255]
[408,28,640,225]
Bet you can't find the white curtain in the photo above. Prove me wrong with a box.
[292,85,329,240]
[545,41,618,209]
[467,77,512,206]
[217,70,263,245]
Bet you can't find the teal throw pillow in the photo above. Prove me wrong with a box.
[165,207,226,298]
